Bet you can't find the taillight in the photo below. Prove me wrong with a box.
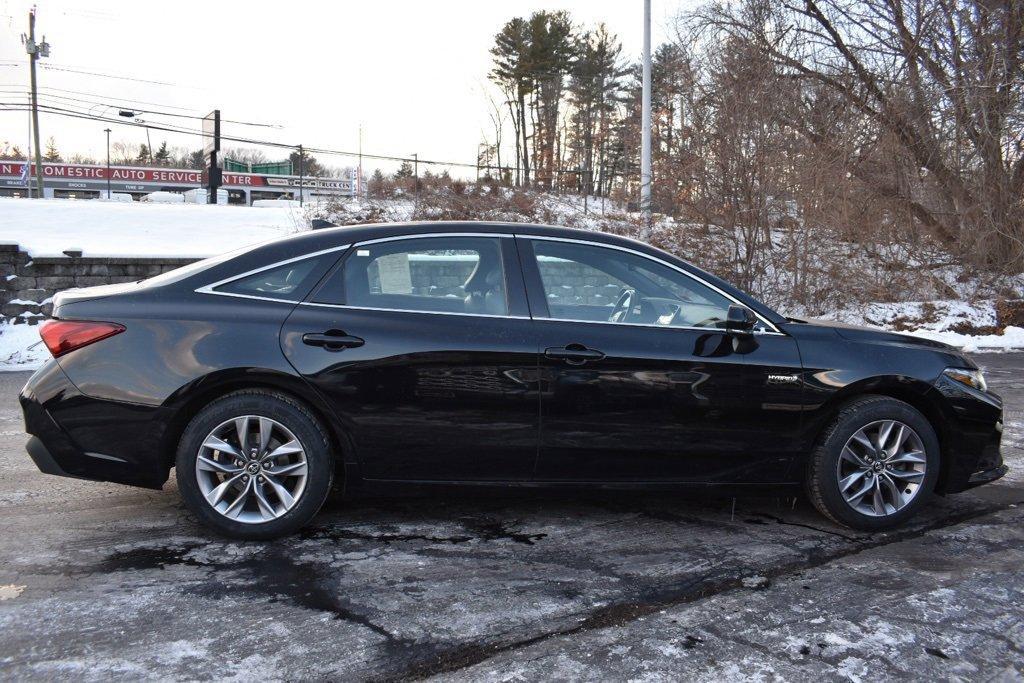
[38,320,125,358]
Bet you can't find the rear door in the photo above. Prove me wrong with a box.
[280,233,540,482]
[520,236,804,484]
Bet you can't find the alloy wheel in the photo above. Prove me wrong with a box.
[194,415,308,524]
[836,419,927,517]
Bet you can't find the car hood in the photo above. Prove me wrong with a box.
[789,317,961,352]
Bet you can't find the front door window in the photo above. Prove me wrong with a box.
[531,239,734,329]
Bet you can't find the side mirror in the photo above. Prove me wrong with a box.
[726,304,757,334]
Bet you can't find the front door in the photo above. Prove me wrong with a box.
[281,234,539,482]
[519,237,804,484]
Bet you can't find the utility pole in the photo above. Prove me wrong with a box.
[22,7,50,199]
[25,100,32,198]
[298,144,304,207]
[104,128,111,199]
[640,0,653,236]
[412,153,418,193]
[358,124,363,197]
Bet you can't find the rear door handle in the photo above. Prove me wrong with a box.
[302,330,365,352]
[544,343,606,365]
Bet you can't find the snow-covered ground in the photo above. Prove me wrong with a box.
[0,323,48,371]
[0,197,308,257]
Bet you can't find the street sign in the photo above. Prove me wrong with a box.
[202,110,220,158]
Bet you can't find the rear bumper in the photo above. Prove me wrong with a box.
[20,360,168,489]
[25,434,94,481]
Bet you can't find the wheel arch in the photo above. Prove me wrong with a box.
[806,376,953,491]
[158,368,354,477]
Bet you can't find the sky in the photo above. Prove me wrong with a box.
[0,0,689,177]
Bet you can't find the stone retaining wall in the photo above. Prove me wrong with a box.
[1,245,624,325]
[0,243,197,324]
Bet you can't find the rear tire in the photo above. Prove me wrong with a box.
[175,390,333,540]
[806,396,939,531]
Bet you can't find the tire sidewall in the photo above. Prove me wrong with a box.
[812,398,940,531]
[175,391,333,540]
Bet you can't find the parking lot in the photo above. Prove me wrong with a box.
[1,354,1023,681]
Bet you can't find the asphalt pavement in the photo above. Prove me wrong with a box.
[1,354,1022,681]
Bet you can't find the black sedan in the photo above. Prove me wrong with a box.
[19,222,1006,539]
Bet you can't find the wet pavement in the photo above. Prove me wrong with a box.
[1,354,1022,681]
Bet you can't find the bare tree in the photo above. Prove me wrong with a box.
[696,0,1024,270]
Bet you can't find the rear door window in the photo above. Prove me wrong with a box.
[322,236,510,316]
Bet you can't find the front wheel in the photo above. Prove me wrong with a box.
[175,390,334,540]
[806,396,939,531]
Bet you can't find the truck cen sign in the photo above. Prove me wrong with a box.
[0,162,355,203]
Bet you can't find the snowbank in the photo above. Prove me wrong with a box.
[906,325,1024,353]
[823,299,1024,352]
[0,197,308,258]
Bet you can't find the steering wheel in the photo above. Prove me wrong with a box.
[609,287,637,323]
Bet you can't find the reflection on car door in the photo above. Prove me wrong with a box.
[519,237,805,484]
[280,234,540,482]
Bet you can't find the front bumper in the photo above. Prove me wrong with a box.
[965,463,1009,488]
[930,374,1007,494]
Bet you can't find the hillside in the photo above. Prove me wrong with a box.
[2,192,1024,370]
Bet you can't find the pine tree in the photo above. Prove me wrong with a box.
[154,141,170,165]
[490,17,533,186]
[43,137,62,162]
[394,161,414,179]
[136,144,150,164]
[187,149,205,169]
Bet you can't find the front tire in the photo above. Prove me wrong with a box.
[175,390,334,540]
[806,396,939,531]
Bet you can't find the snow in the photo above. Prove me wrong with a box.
[907,325,1024,353]
[824,300,1024,352]
[0,197,308,258]
[0,322,48,372]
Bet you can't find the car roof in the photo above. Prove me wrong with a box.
[305,220,647,250]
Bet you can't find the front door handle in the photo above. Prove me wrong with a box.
[302,330,365,352]
[544,343,606,365]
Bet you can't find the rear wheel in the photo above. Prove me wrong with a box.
[175,390,333,540]
[806,396,939,531]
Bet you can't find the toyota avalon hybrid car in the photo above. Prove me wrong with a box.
[20,222,1005,539]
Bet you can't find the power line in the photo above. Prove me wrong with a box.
[0,101,511,172]
[0,86,281,128]
[0,83,201,112]
[38,63,191,88]
[1,94,283,140]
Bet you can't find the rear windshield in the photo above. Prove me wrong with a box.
[139,243,264,288]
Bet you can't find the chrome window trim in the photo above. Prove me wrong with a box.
[298,302,530,320]
[195,244,351,302]
[521,234,782,334]
[535,316,785,336]
[192,231,783,336]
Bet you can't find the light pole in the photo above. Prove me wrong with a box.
[104,128,111,199]
[298,144,304,206]
[411,153,418,193]
[118,110,153,163]
[640,0,653,236]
